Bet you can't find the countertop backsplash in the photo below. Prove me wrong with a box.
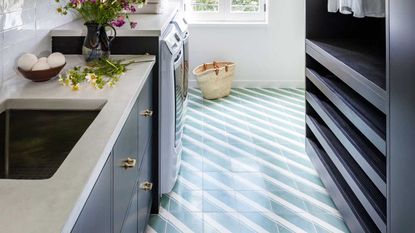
[0,0,76,88]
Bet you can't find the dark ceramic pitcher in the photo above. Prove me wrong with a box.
[83,22,117,62]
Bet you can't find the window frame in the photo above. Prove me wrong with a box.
[184,0,267,23]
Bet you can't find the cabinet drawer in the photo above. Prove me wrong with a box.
[121,139,153,233]
[113,102,139,233]
[138,76,153,158]
[137,140,153,233]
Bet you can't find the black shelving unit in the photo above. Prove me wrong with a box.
[306,92,386,195]
[305,0,389,232]
[306,39,386,112]
[306,114,386,231]
[306,65,386,154]
[306,138,380,233]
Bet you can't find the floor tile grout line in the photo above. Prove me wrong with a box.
[238,88,306,110]
[226,89,305,116]
[255,88,306,104]
[187,92,304,139]
[213,94,305,129]
[179,165,309,233]
[186,115,315,174]
[187,99,309,158]
[184,161,344,233]
[183,146,342,216]
[177,175,271,233]
[188,107,305,148]
[184,129,326,192]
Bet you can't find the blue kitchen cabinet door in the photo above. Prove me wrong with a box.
[113,101,140,233]
[71,154,113,233]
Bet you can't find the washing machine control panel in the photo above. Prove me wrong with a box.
[165,27,183,54]
[174,33,181,42]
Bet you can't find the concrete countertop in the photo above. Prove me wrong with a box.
[0,55,156,233]
[50,2,179,37]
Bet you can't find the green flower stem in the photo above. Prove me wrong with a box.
[59,59,137,91]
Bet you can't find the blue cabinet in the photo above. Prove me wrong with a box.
[114,101,139,233]
[72,74,154,233]
[121,189,139,233]
[71,155,113,233]
[136,141,153,233]
[138,75,153,159]
[121,142,153,233]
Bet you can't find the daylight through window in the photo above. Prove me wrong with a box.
[185,0,267,22]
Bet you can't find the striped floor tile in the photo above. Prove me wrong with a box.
[146,88,350,233]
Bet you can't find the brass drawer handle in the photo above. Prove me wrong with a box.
[122,157,136,169]
[141,109,153,117]
[140,182,153,191]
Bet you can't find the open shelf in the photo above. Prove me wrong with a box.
[306,92,386,195]
[306,67,386,154]
[306,115,386,232]
[306,38,386,112]
[306,138,380,233]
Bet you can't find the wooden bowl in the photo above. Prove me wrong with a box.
[18,63,66,82]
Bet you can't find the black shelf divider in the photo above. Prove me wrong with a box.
[306,39,386,112]
[306,68,386,154]
[306,92,386,196]
[306,115,386,232]
[306,138,380,233]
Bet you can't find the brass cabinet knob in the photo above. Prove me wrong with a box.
[140,182,153,191]
[122,157,136,169]
[141,109,154,117]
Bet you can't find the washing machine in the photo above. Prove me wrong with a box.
[160,24,186,194]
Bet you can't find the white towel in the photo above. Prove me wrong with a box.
[327,0,385,18]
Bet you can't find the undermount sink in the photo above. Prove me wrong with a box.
[0,101,102,180]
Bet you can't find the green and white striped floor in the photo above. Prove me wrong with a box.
[146,88,350,233]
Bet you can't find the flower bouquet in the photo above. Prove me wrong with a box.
[57,0,146,62]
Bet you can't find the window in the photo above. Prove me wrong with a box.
[185,0,267,23]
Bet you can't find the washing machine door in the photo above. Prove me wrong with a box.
[182,33,190,100]
[174,49,185,148]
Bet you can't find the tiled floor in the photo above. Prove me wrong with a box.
[146,88,350,233]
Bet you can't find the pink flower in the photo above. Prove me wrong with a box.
[112,16,126,27]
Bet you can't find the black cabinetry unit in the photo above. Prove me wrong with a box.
[306,0,387,232]
[306,0,415,232]
[71,75,155,233]
[389,0,415,232]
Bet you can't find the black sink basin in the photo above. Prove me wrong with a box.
[0,109,99,180]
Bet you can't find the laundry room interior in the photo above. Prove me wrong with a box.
[0,0,414,233]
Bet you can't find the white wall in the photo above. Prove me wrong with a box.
[187,0,305,88]
[0,0,75,87]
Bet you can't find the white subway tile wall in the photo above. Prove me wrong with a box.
[0,0,75,87]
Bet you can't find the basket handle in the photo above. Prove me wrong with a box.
[213,61,219,69]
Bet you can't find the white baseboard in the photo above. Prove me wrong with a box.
[188,80,305,88]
